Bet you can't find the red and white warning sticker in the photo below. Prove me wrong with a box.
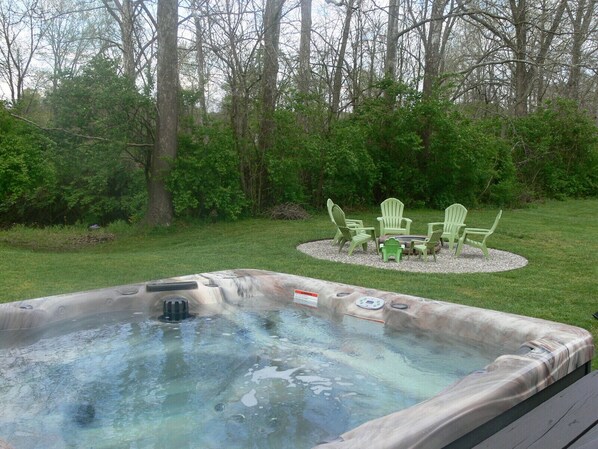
[293,289,319,308]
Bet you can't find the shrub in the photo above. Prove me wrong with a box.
[353,84,522,208]
[0,106,58,225]
[169,122,247,220]
[323,120,377,206]
[511,99,598,199]
[266,109,322,205]
[47,56,153,224]
[353,82,424,204]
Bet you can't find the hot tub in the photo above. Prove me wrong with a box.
[0,269,593,449]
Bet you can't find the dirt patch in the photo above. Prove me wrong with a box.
[0,231,116,251]
[68,233,116,247]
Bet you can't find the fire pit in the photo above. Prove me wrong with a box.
[379,235,442,256]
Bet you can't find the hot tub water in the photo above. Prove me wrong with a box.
[1,307,503,449]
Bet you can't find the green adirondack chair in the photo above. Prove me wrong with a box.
[455,210,503,259]
[377,198,412,236]
[411,229,443,262]
[332,204,378,256]
[326,199,364,245]
[381,237,403,262]
[427,203,468,250]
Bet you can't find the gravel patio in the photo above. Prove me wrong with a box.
[297,239,528,274]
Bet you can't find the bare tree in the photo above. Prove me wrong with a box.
[364,11,386,93]
[328,0,357,123]
[0,0,45,105]
[565,0,596,102]
[201,0,264,205]
[347,4,385,107]
[146,0,178,226]
[101,0,157,85]
[102,0,136,80]
[44,0,99,91]
[457,0,569,115]
[422,0,450,99]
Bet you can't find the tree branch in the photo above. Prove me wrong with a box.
[10,113,153,148]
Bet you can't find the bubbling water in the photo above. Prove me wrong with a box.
[0,308,502,449]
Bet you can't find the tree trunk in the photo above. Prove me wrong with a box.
[566,0,596,102]
[422,0,448,99]
[350,10,364,109]
[385,0,400,78]
[121,0,136,81]
[298,0,312,98]
[510,0,567,115]
[257,0,284,210]
[297,0,312,131]
[330,0,355,124]
[421,0,448,159]
[510,0,529,116]
[102,0,136,82]
[533,0,567,108]
[146,0,178,226]
[194,0,207,126]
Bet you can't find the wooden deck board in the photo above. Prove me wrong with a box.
[570,420,598,448]
[473,371,598,449]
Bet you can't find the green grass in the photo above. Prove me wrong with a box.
[1,199,596,369]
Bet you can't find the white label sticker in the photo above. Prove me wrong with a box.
[293,289,319,308]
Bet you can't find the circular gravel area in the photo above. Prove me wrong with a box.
[297,239,528,274]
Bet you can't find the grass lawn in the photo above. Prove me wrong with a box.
[1,199,596,369]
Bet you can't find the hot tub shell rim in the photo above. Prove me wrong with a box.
[0,268,593,449]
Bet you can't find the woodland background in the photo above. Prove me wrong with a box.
[1,0,597,226]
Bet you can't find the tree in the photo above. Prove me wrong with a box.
[202,0,263,209]
[565,0,597,103]
[422,0,451,99]
[257,0,284,209]
[47,56,153,224]
[328,0,357,125]
[44,0,97,91]
[0,0,45,105]
[146,0,178,226]
[457,0,568,115]
[101,0,157,87]
[102,0,137,81]
[0,104,57,224]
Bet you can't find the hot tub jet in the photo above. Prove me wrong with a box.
[160,296,190,321]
